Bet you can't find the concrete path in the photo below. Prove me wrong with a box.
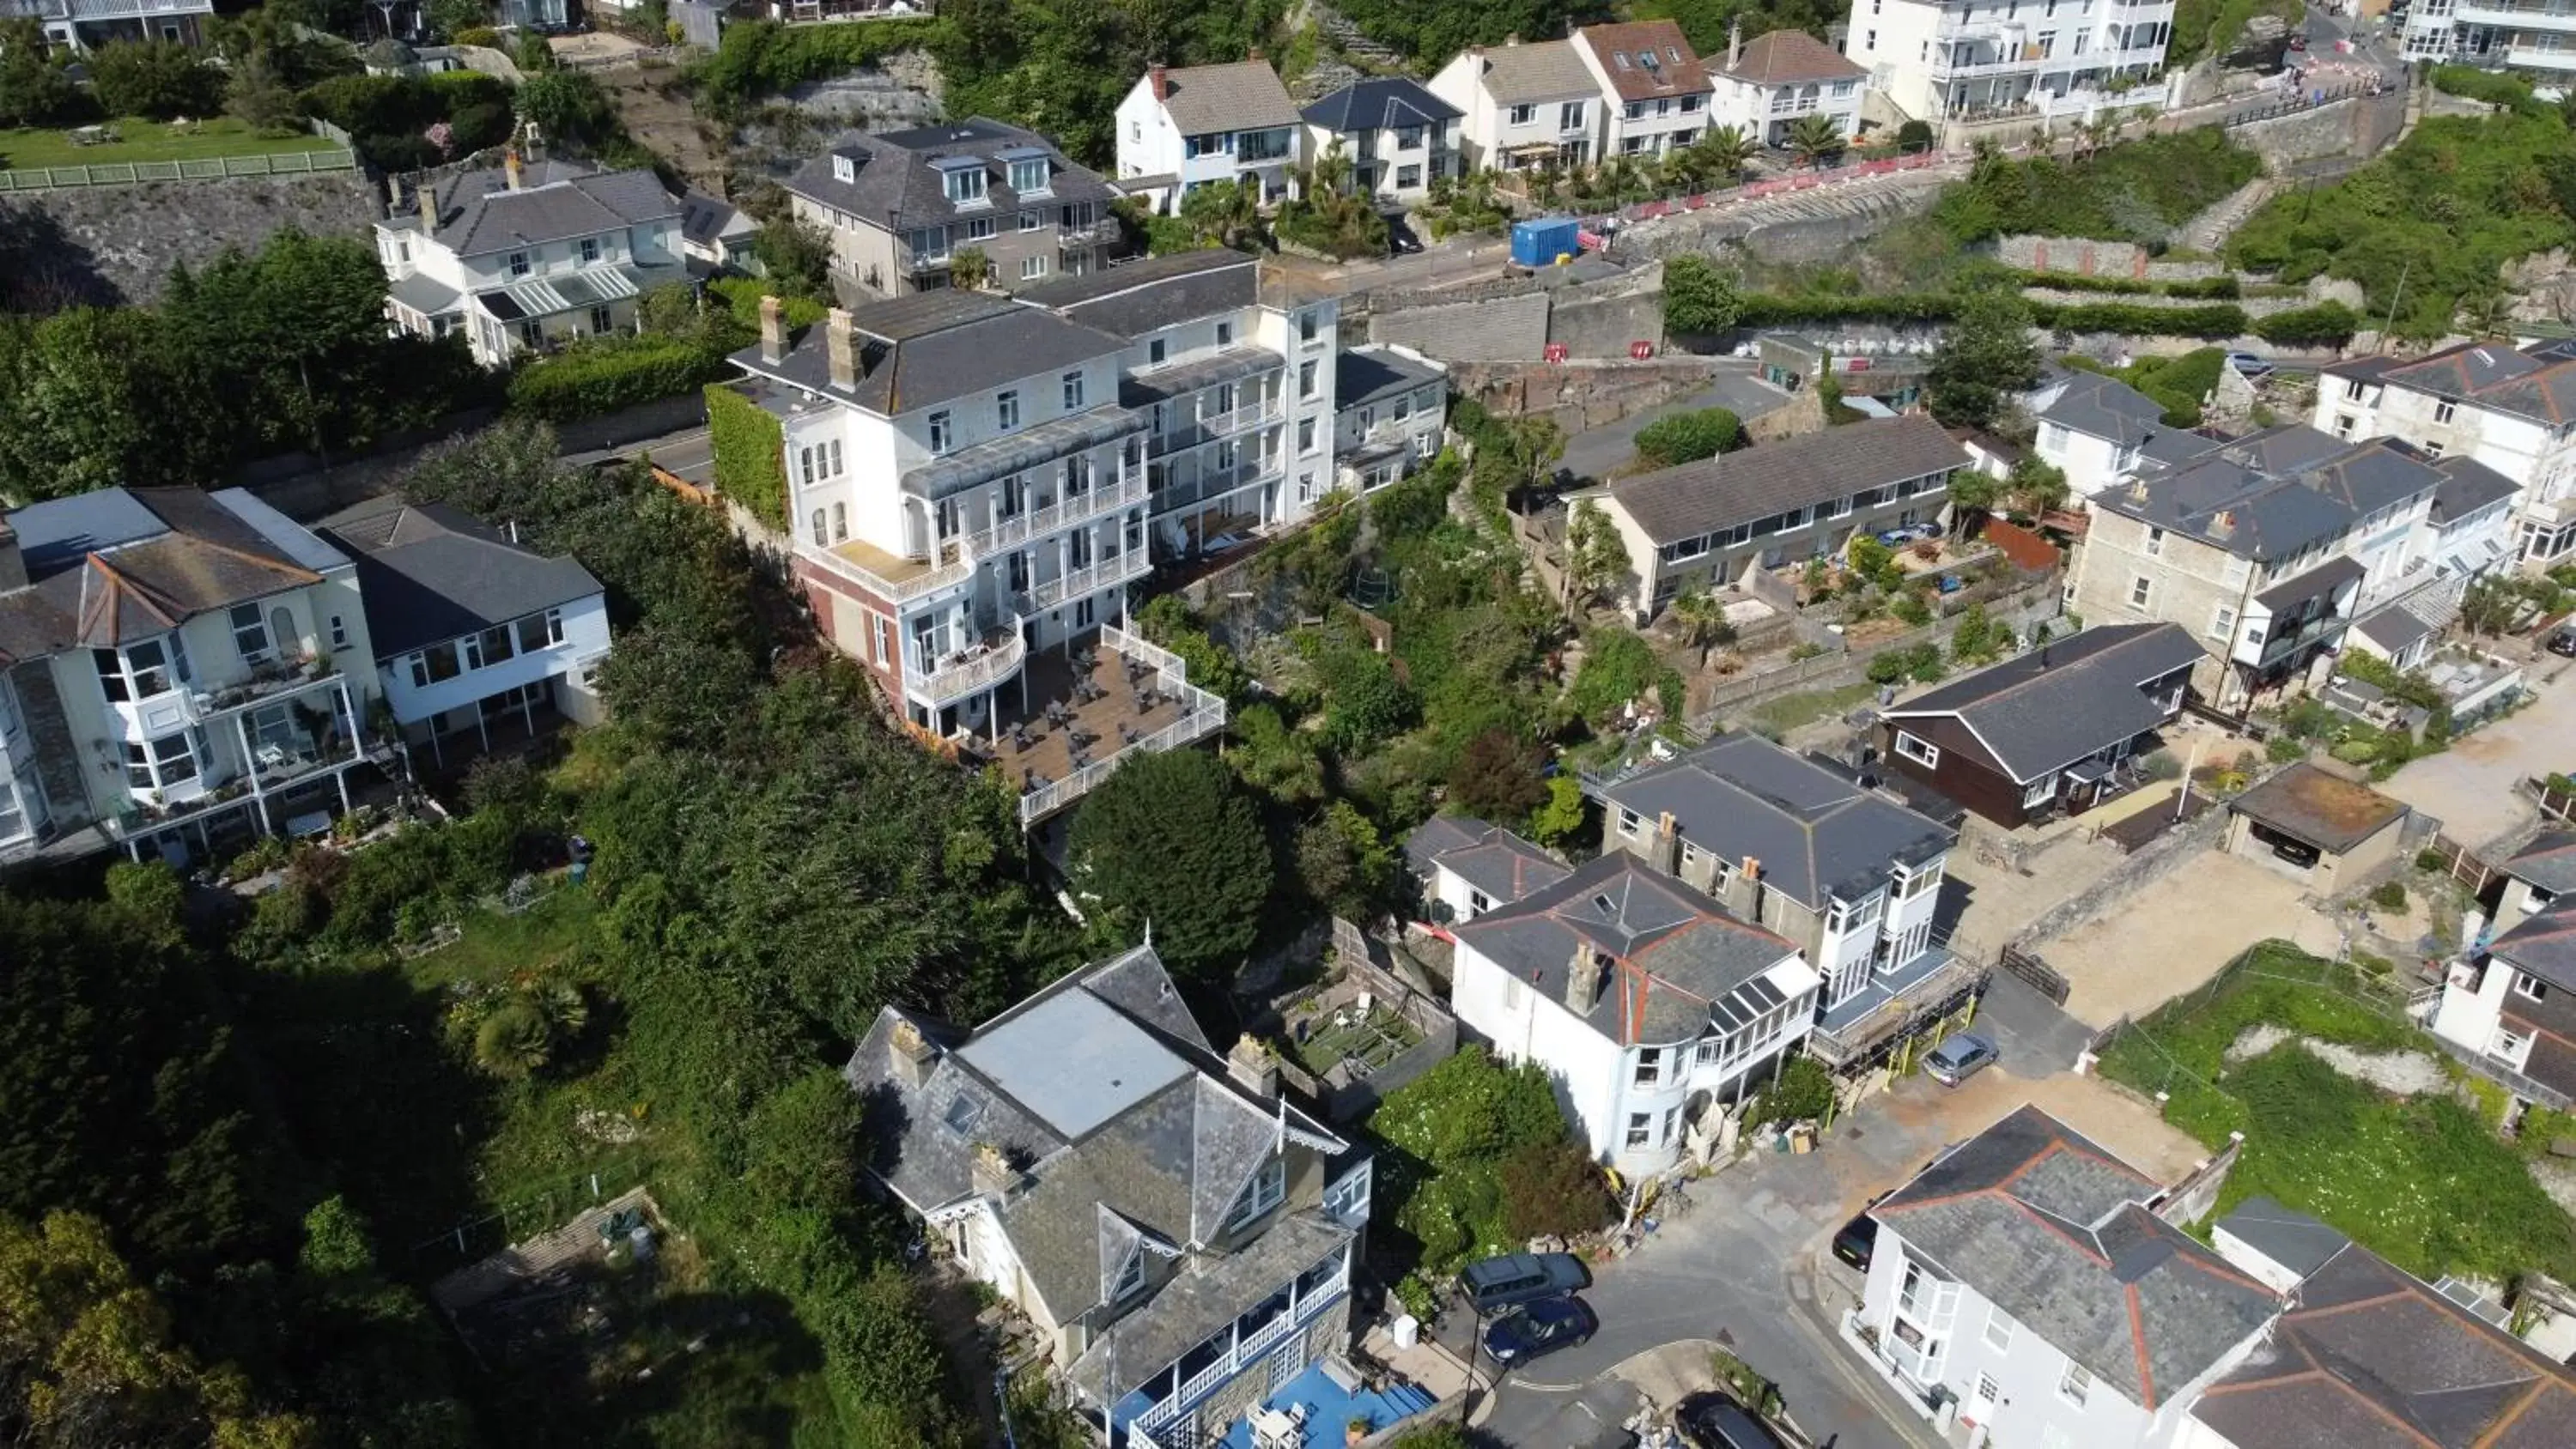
[2378,658,2576,852]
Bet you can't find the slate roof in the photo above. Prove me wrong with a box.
[1876,1106,2279,1410]
[2227,762,2406,854]
[1337,345,1445,412]
[1597,734,1954,908]
[729,289,1128,418]
[1301,77,1461,134]
[410,162,677,258]
[1468,39,1601,103]
[1450,852,1809,1046]
[2381,340,2576,427]
[0,488,339,666]
[781,118,1115,234]
[1884,623,2202,783]
[2213,1196,2348,1283]
[2190,1243,2576,1449]
[2352,606,2437,654]
[2504,830,2576,898]
[1606,415,1966,544]
[2250,554,2365,611]
[1070,1210,1354,1404]
[1018,247,1258,337]
[2039,372,2168,446]
[314,500,602,660]
[2432,455,2519,523]
[1402,816,1571,907]
[677,188,752,248]
[1149,61,1303,134]
[2092,429,2447,565]
[844,947,1347,1329]
[2490,895,2576,995]
[1575,20,1714,100]
[1719,30,1867,85]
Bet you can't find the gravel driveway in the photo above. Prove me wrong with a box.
[2378,659,2576,850]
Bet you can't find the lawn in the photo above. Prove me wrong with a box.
[1743,680,1878,737]
[2098,940,2576,1282]
[0,117,344,171]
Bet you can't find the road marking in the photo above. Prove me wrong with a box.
[1510,1378,1585,1393]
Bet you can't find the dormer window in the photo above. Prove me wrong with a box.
[1225,1156,1286,1231]
[1009,157,1048,194]
[833,153,856,184]
[941,162,987,206]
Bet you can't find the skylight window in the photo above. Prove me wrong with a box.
[944,1092,987,1137]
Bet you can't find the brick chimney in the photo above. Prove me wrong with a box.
[1728,17,1743,70]
[970,1142,1023,1200]
[1650,810,1680,876]
[758,294,787,366]
[826,307,858,391]
[503,148,523,191]
[1227,1034,1280,1100]
[890,1018,937,1089]
[1150,64,1169,101]
[416,182,437,233]
[1566,943,1607,1013]
[1249,46,1264,63]
[0,519,23,594]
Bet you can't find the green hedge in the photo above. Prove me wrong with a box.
[694,17,945,112]
[1735,291,1961,326]
[2008,270,2242,300]
[2032,299,2249,338]
[2430,64,2551,116]
[707,384,789,531]
[2252,300,2363,348]
[708,276,829,334]
[507,336,734,423]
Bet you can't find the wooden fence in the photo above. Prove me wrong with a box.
[2424,833,2500,898]
[1999,943,2070,1006]
[0,147,357,192]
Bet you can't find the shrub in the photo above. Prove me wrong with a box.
[88,39,220,119]
[1632,406,1741,468]
[694,16,944,114]
[2265,735,2306,764]
[706,384,787,530]
[2253,301,2363,349]
[2416,847,2447,873]
[1752,1055,1835,1125]
[1498,1137,1614,1241]
[1889,593,1934,627]
[2370,879,2409,912]
[2033,300,2250,338]
[507,335,733,422]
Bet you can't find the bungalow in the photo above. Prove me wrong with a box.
[1877,622,2202,829]
[1582,415,1969,621]
[844,946,1370,1447]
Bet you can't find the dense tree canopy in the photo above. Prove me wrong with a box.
[1924,288,2041,431]
[1068,746,1276,979]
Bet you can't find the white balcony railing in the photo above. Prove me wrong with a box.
[965,473,1150,557]
[1151,395,1283,455]
[1012,548,1153,615]
[907,618,1028,708]
[1019,626,1226,828]
[2505,43,2576,70]
[1128,1248,1349,1432]
[1151,456,1285,514]
[800,540,975,607]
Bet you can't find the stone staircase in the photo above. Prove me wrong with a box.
[2171,175,2278,255]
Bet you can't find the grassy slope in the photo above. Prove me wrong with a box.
[0,117,344,170]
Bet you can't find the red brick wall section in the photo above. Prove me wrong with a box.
[1983,516,2061,573]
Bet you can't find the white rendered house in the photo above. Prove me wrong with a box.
[1299,78,1464,202]
[1574,20,1719,158]
[1427,38,1604,173]
[1114,61,1305,210]
[1709,24,1870,147]
[375,154,683,367]
[2313,341,2576,570]
[1844,0,2176,124]
[1448,849,1821,1178]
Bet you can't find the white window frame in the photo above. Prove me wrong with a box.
[2129,575,2153,609]
[2058,1361,2093,1409]
[2208,603,2236,640]
[1893,731,1940,768]
[1225,1155,1286,1231]
[997,390,1021,430]
[2022,774,2058,809]
[229,602,275,664]
[1617,807,1643,837]
[2514,972,2548,1002]
[1983,1307,2015,1352]
[1062,370,1085,410]
[1625,1112,1652,1148]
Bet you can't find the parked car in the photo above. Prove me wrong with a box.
[1923,1031,1999,1086]
[2549,626,2576,658]
[1677,1391,1788,1449]
[1460,1252,1590,1314]
[1831,1194,1887,1270]
[1483,1296,1597,1366]
[2227,350,2273,377]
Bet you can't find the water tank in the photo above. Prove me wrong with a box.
[1511,217,1582,270]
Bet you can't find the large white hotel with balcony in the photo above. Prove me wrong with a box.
[2399,0,2576,88]
[726,249,1339,827]
[1844,0,2175,124]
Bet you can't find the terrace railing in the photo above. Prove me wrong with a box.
[0,148,357,192]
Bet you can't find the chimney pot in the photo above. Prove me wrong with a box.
[969,1142,1021,1200]
[416,182,437,233]
[758,294,787,366]
[1651,810,1680,875]
[890,1018,938,1088]
[1729,17,1743,70]
[1566,944,1607,1013]
[1227,1034,1281,1099]
[502,148,523,191]
[826,306,858,391]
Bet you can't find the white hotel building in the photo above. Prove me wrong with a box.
[1844,0,2176,123]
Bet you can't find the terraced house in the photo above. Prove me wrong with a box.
[1429,36,1605,173]
[844,947,1370,1448]
[1115,61,1306,209]
[376,155,683,367]
[2313,339,2576,570]
[783,119,1118,297]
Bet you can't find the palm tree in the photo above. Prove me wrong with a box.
[1784,113,1848,170]
[2456,288,2518,340]
[949,246,991,291]
[1678,125,1755,191]
[1668,585,1737,668]
[474,998,555,1081]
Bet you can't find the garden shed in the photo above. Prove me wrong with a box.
[2223,761,2409,894]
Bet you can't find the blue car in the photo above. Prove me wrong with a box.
[1484,1296,1598,1366]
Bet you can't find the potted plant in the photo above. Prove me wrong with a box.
[1346,1416,1370,1447]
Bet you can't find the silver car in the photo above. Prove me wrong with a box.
[1923,1031,1998,1086]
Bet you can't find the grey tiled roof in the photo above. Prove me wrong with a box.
[2190,1244,2576,1449]
[2383,340,2576,428]
[2505,830,2576,897]
[315,500,603,659]
[2250,554,2364,610]
[2038,372,2167,445]
[1069,1210,1354,1404]
[1883,623,2202,783]
[1878,1106,2278,1410]
[2491,896,2576,994]
[781,118,1115,234]
[2226,762,2405,855]
[2093,430,2446,564]
[2433,456,2518,521]
[419,164,677,258]
[1337,346,1445,412]
[1451,852,1800,1045]
[1607,415,1967,544]
[728,290,1128,417]
[1599,734,1953,908]
[844,947,1346,1327]
[1302,77,1461,135]
[678,189,752,248]
[0,488,338,664]
[2352,606,2436,653]
[1020,248,1259,337]
[1149,61,1303,134]
[1402,816,1571,907]
[1119,347,1281,406]
[2213,1196,2348,1282]
[1467,39,1600,102]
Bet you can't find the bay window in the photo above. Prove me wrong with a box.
[94,634,190,703]
[123,729,204,795]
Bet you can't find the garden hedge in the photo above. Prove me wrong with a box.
[507,336,734,424]
[706,384,789,530]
